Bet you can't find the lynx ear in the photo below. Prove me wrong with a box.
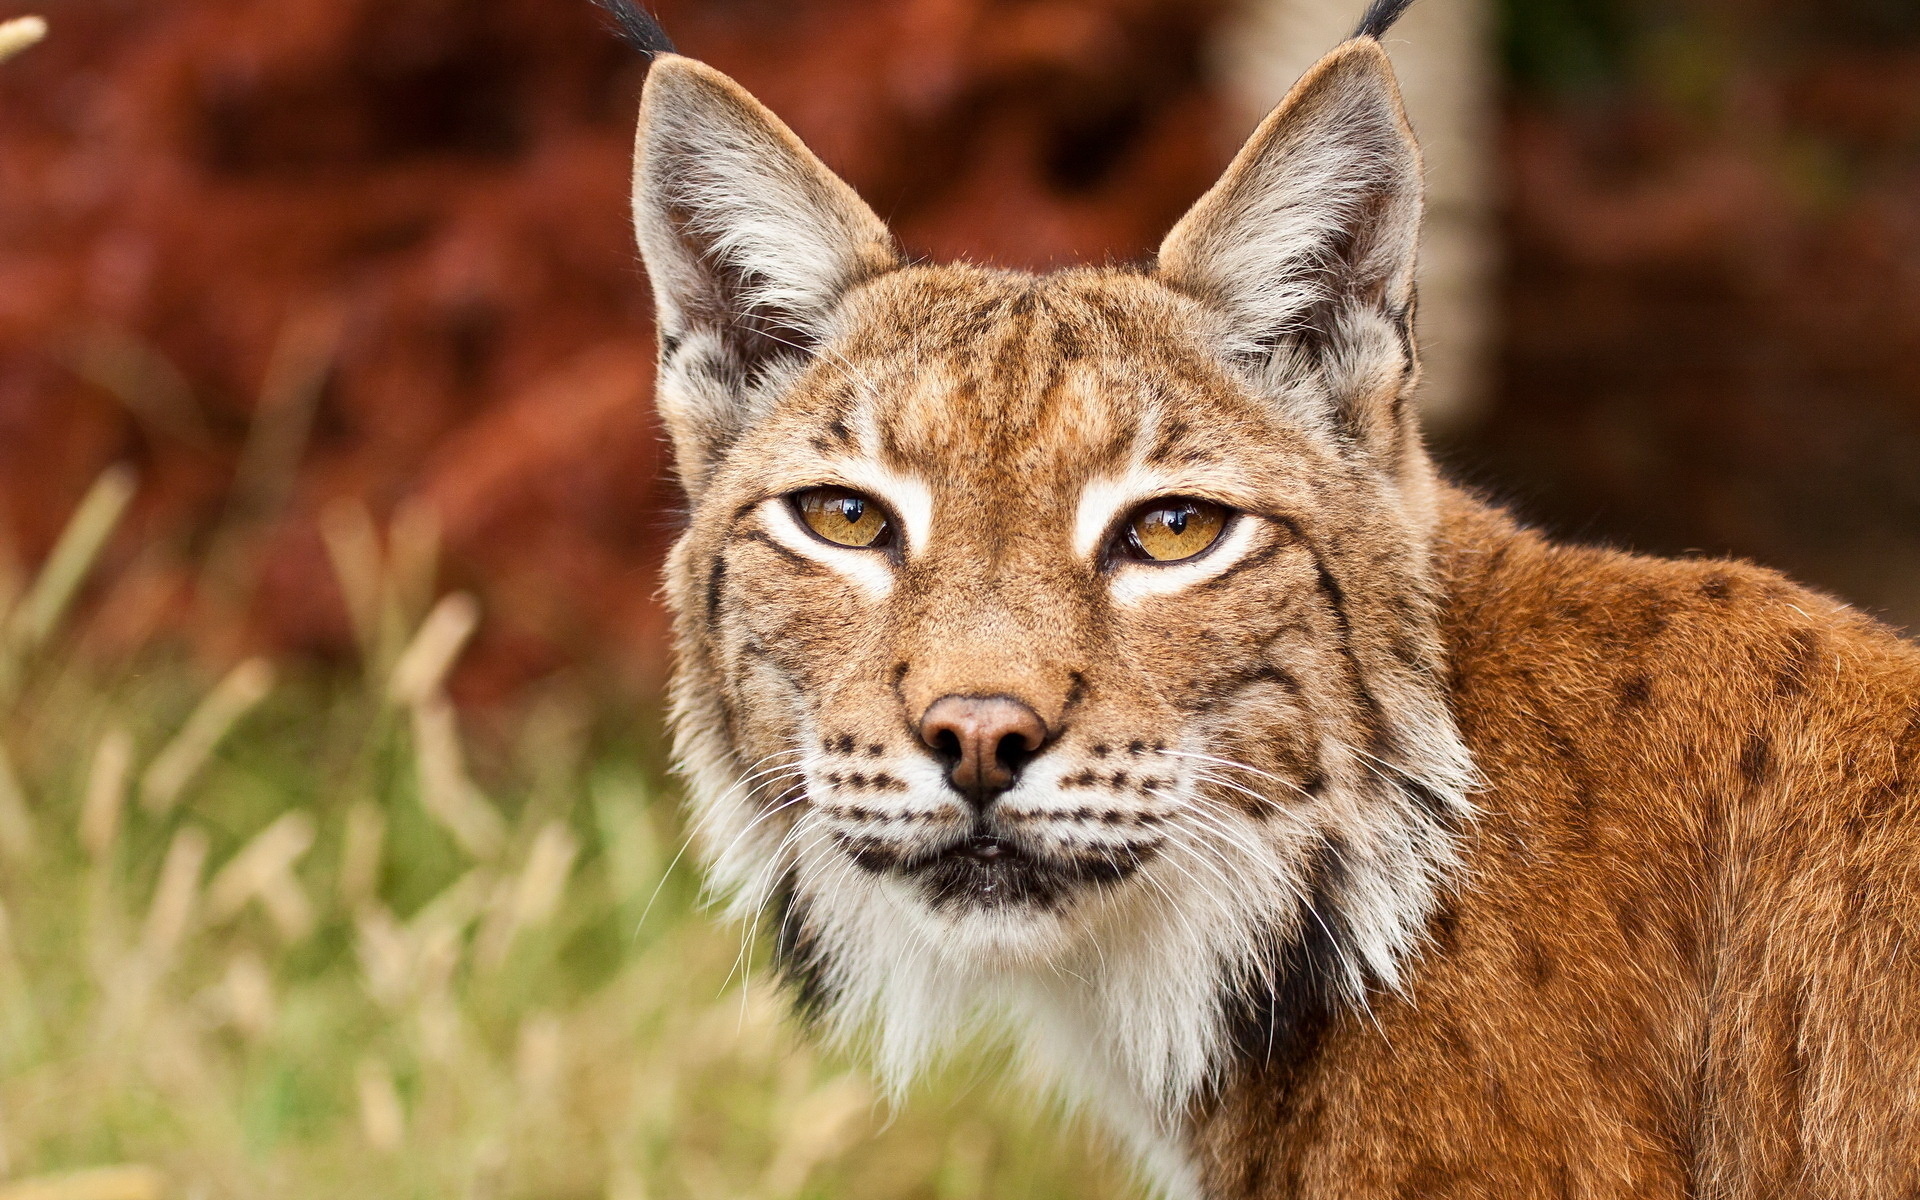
[1156,39,1423,450]
[633,56,899,495]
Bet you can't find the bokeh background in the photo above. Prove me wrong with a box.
[5,0,1920,688]
[0,0,1914,1196]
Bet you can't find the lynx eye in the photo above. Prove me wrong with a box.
[1119,498,1228,564]
[792,487,894,549]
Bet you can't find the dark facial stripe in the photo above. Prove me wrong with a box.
[705,556,728,625]
[1272,514,1395,757]
[730,493,771,526]
[1211,663,1305,699]
[1191,534,1294,594]
[734,528,826,574]
[1149,416,1192,462]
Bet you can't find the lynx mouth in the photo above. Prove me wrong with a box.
[843,828,1161,912]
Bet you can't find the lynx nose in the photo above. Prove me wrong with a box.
[919,695,1051,808]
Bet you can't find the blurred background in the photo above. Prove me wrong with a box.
[0,0,1913,1197]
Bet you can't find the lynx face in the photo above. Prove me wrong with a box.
[677,265,1441,942]
[634,32,1474,1189]
[691,268,1388,943]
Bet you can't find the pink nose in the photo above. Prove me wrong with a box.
[918,695,1050,808]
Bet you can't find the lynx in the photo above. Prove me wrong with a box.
[612,0,1920,1194]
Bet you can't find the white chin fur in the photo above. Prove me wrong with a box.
[681,712,1472,1200]
[773,782,1325,1200]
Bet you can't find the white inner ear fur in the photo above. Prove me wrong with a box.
[656,138,863,327]
[632,58,899,497]
[1157,45,1420,350]
[1154,43,1422,455]
[634,60,896,343]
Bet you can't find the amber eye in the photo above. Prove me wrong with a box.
[792,487,894,549]
[1119,498,1229,563]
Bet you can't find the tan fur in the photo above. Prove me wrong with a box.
[631,36,1920,1200]
[1195,501,1920,1197]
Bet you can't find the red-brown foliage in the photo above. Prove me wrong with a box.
[1471,25,1920,627]
[0,0,1227,697]
[4,0,1916,698]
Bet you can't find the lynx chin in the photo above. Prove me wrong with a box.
[613,0,1920,1194]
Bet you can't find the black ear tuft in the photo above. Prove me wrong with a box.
[593,0,676,58]
[1351,0,1416,40]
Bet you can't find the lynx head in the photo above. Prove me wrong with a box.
[633,5,1473,1177]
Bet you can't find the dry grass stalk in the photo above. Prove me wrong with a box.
[355,869,491,1010]
[67,328,211,450]
[0,16,45,64]
[338,800,385,908]
[139,658,274,813]
[410,697,505,859]
[388,594,479,706]
[518,822,580,919]
[352,906,413,1011]
[478,821,578,969]
[227,305,344,529]
[218,950,275,1039]
[603,1156,648,1200]
[408,868,493,942]
[97,827,209,1038]
[78,728,133,860]
[254,874,311,941]
[0,524,24,623]
[412,872,490,1015]
[413,989,466,1066]
[203,811,315,940]
[0,897,39,1044]
[513,1012,565,1110]
[139,827,209,968]
[6,466,135,658]
[384,501,442,639]
[196,303,347,607]
[355,1058,406,1152]
[758,1074,871,1199]
[0,1165,162,1200]
[0,742,38,862]
[319,500,384,662]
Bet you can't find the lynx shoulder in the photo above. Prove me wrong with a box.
[615,1,1920,1194]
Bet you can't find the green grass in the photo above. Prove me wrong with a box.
[0,473,1131,1200]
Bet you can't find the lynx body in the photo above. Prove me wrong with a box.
[623,7,1920,1195]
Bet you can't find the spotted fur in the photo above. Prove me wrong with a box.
[628,24,1920,1200]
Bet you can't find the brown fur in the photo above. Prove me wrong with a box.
[1197,497,1920,1197]
[628,32,1920,1200]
